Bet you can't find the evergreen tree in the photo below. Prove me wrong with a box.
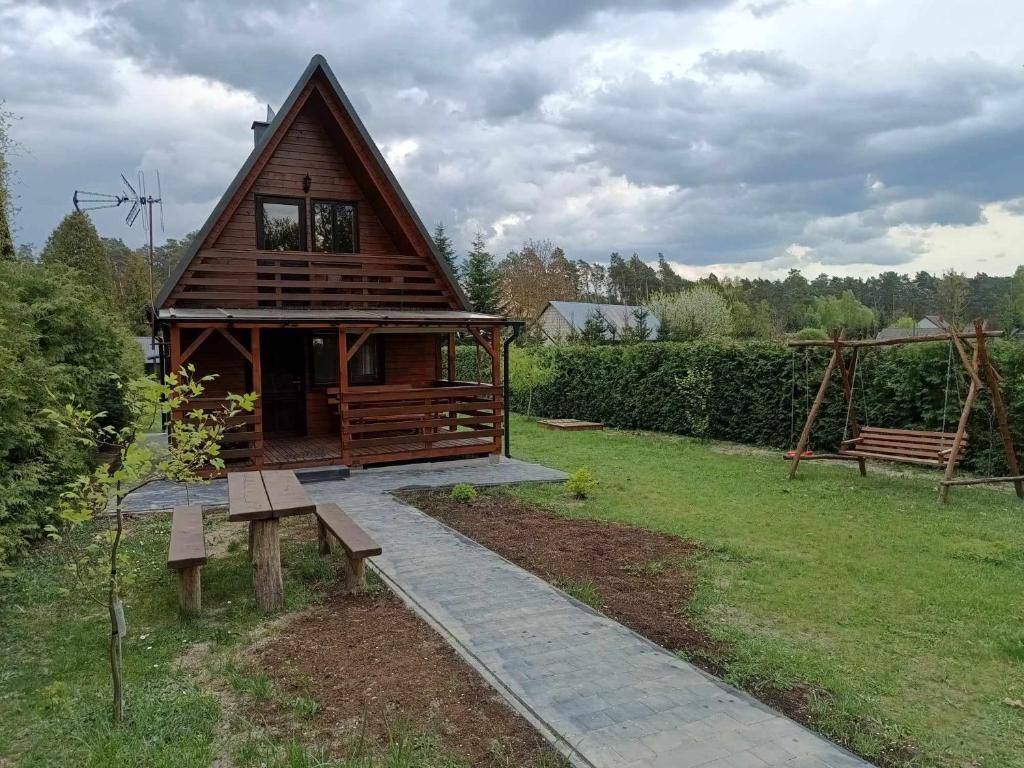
[462,232,500,313]
[656,254,687,293]
[581,308,611,343]
[432,221,457,272]
[40,211,114,301]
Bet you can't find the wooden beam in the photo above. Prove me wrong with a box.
[338,328,351,466]
[941,337,980,502]
[940,474,1024,487]
[215,327,253,364]
[950,327,985,392]
[251,328,263,469]
[789,330,1002,349]
[836,347,866,477]
[976,321,1023,499]
[169,325,182,373]
[448,332,457,381]
[788,333,844,480]
[179,327,214,365]
[345,328,373,363]
[467,326,496,363]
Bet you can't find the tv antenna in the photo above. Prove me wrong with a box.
[73,170,165,324]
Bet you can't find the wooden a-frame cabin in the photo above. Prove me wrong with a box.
[155,55,517,470]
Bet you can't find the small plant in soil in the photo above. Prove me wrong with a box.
[451,483,478,503]
[555,578,602,610]
[564,466,597,499]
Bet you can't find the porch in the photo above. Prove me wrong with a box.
[161,309,512,470]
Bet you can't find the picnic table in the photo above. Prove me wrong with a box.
[228,470,316,611]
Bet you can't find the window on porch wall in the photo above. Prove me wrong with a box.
[310,332,383,387]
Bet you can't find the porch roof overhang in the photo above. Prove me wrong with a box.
[157,307,521,328]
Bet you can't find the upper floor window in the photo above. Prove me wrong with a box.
[257,195,306,251]
[312,201,358,253]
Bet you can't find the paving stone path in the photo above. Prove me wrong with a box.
[125,459,871,768]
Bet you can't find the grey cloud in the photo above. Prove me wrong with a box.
[451,0,734,37]
[697,49,809,86]
[745,1,791,18]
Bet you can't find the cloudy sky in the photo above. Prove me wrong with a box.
[3,0,1024,279]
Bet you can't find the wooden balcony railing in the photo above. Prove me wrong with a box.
[169,248,454,308]
[328,380,502,465]
[169,397,263,466]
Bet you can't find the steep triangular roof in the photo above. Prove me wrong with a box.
[156,54,468,309]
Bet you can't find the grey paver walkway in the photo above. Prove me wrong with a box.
[124,458,871,768]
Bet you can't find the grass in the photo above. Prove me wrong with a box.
[506,414,1024,767]
[0,513,531,767]
[554,578,602,610]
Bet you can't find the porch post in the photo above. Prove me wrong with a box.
[490,328,502,456]
[251,328,264,469]
[448,332,457,381]
[337,328,351,466]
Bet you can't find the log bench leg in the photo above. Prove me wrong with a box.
[340,555,367,594]
[317,518,332,555]
[858,458,866,477]
[175,566,202,616]
[248,521,255,561]
[251,518,283,612]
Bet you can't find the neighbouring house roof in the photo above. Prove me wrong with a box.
[155,54,469,311]
[919,315,948,330]
[874,326,946,340]
[134,336,159,364]
[540,301,661,338]
[158,307,512,325]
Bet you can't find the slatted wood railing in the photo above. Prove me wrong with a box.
[169,397,263,468]
[327,380,502,465]
[169,248,455,308]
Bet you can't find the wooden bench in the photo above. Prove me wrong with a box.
[314,503,382,593]
[839,426,966,467]
[167,505,206,616]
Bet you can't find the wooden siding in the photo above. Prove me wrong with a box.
[165,85,458,310]
[213,106,398,254]
[384,334,437,386]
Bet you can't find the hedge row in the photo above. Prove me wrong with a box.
[455,340,1024,474]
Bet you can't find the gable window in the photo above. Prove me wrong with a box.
[348,335,383,385]
[312,201,358,253]
[256,195,306,251]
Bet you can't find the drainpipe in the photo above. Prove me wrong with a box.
[503,322,523,458]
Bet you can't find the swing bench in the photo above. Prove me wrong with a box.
[838,426,965,467]
[786,321,1023,502]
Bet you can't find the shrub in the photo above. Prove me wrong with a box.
[648,287,734,341]
[0,259,139,569]
[565,467,597,499]
[451,483,477,503]
[794,327,829,340]
[496,338,1024,475]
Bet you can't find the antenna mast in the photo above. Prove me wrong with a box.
[73,171,165,333]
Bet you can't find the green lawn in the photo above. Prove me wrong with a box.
[0,514,505,768]
[508,414,1024,767]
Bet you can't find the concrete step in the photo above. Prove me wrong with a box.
[295,465,350,483]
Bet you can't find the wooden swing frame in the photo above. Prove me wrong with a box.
[786,320,1023,502]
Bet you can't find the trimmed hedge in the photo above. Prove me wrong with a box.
[457,340,1024,474]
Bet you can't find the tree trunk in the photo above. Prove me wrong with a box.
[251,518,283,611]
[109,490,125,725]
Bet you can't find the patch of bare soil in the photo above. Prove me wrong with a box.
[254,589,555,766]
[403,489,723,662]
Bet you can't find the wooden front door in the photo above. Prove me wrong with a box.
[261,330,307,436]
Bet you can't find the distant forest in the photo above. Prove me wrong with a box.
[15,215,1022,338]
